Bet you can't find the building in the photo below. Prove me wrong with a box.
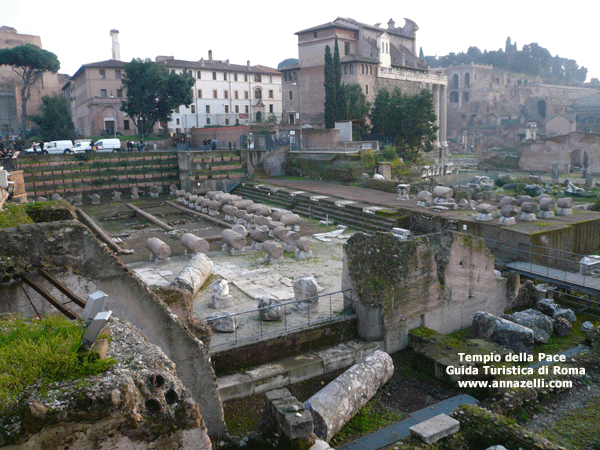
[280,17,447,153]
[0,26,62,138]
[65,59,130,137]
[157,51,282,135]
[444,63,598,148]
[65,30,134,137]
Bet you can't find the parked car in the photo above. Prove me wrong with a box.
[43,140,74,154]
[93,138,122,152]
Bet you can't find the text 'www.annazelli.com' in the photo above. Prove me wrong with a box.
[457,379,573,389]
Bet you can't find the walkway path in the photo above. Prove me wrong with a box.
[337,394,478,450]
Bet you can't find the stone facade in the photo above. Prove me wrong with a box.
[445,63,597,148]
[281,17,447,155]
[158,52,282,134]
[0,26,62,138]
[518,131,600,174]
[342,231,508,353]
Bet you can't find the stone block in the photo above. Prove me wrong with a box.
[217,373,255,401]
[314,343,355,372]
[283,409,314,440]
[409,413,460,444]
[280,354,325,384]
[247,363,290,394]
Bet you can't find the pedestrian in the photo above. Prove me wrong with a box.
[228,142,232,150]
[212,139,217,150]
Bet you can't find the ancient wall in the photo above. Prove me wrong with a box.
[342,231,508,353]
[518,131,600,174]
[0,220,227,440]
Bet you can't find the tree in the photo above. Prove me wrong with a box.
[0,44,60,136]
[120,58,194,138]
[369,88,438,162]
[333,38,346,122]
[344,84,370,138]
[323,45,336,128]
[29,95,74,141]
[323,38,346,128]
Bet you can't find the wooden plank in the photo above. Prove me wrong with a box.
[20,275,78,320]
[39,269,86,308]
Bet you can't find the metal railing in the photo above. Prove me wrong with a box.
[205,289,352,351]
[481,237,600,294]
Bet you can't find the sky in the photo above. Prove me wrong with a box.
[3,0,599,82]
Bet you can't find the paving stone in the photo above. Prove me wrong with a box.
[409,413,460,444]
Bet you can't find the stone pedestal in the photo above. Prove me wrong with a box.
[498,216,516,226]
[475,213,493,221]
[556,207,572,216]
[397,184,410,200]
[538,210,555,219]
[520,213,537,221]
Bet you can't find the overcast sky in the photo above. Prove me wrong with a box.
[4,0,599,82]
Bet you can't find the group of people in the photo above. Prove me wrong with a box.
[203,139,218,151]
[126,141,150,152]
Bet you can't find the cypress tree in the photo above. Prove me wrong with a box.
[333,37,346,122]
[323,45,336,128]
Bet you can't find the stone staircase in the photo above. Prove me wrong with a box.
[231,183,398,234]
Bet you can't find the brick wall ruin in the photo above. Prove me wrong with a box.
[342,231,509,353]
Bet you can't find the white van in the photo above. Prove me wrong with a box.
[94,138,121,152]
[43,140,74,154]
[72,141,93,153]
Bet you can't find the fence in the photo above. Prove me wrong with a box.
[205,289,351,351]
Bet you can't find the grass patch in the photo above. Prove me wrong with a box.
[330,395,406,447]
[540,395,600,449]
[0,315,116,417]
[0,203,34,228]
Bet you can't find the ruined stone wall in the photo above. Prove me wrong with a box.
[0,220,227,440]
[342,231,508,352]
[518,131,600,174]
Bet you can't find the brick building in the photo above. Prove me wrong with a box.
[280,17,447,154]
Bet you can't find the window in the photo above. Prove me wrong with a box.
[269,89,274,99]
[115,69,121,79]
[365,84,368,95]
[225,105,229,113]
[245,105,249,114]
[244,74,248,82]
[235,90,239,99]
[235,105,239,113]
[176,118,180,125]
[224,72,227,80]
[269,76,273,83]
[206,118,211,125]
[234,73,238,81]
[191,105,196,113]
[254,88,262,99]
[314,31,317,38]
[213,89,218,98]
[99,69,105,79]
[225,118,230,125]
[206,105,210,113]
[269,104,273,113]
[116,89,123,97]
[255,74,262,82]
[344,42,350,55]
[197,70,202,79]
[289,91,293,100]
[289,113,295,124]
[124,119,129,130]
[100,89,107,98]
[213,72,217,80]
[245,91,249,99]
[198,89,202,98]
[224,90,229,99]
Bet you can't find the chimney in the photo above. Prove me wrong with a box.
[247,60,250,68]
[208,50,213,61]
[110,29,121,61]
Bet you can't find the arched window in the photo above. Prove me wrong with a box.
[450,91,459,103]
[463,91,469,103]
[451,74,459,89]
[254,87,262,99]
[464,73,470,88]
